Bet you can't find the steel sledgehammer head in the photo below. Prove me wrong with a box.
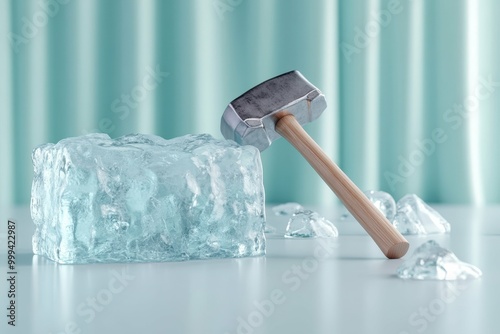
[220,70,327,151]
[220,70,409,259]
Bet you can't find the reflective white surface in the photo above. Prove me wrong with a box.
[0,205,499,334]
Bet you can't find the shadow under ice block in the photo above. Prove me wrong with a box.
[30,133,266,264]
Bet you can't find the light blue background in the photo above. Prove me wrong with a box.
[1,0,499,207]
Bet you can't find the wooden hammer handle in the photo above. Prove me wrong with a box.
[275,114,409,259]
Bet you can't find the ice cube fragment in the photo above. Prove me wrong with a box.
[285,210,338,238]
[364,190,397,220]
[338,190,396,221]
[392,194,451,235]
[397,240,482,280]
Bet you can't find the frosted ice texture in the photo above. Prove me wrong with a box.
[392,194,451,235]
[397,240,482,280]
[285,210,338,238]
[31,133,266,264]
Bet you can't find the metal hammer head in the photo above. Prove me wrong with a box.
[220,70,327,151]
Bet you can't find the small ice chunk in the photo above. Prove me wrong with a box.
[285,210,338,238]
[272,202,304,216]
[30,133,266,264]
[338,190,396,221]
[397,240,482,280]
[392,194,451,235]
[364,190,397,220]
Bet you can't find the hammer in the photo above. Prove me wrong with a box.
[221,70,409,259]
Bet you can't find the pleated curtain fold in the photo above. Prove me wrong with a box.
[1,0,499,207]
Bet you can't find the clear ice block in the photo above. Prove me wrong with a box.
[31,133,266,264]
[392,194,451,235]
[397,240,482,280]
[285,210,338,238]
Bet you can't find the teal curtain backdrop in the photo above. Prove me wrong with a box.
[1,0,500,208]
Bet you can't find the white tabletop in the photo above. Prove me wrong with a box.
[1,205,499,334]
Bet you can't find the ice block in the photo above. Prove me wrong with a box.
[31,133,266,264]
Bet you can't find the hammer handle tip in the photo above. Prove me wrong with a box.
[275,114,409,259]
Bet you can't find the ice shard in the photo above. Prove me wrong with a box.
[338,190,396,221]
[392,194,451,235]
[397,240,482,280]
[31,133,266,264]
[364,190,397,221]
[285,210,338,238]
